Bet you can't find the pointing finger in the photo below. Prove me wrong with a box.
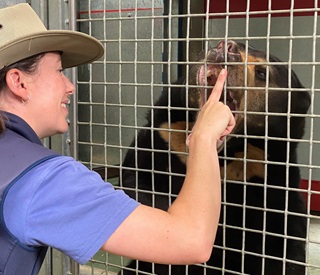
[207,69,227,104]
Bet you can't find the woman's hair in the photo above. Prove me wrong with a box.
[0,53,44,134]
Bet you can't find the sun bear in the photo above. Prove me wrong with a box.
[119,40,310,274]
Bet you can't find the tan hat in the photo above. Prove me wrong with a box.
[0,3,104,69]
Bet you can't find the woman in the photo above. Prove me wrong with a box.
[0,3,235,275]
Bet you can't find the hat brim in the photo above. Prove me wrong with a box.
[0,30,104,69]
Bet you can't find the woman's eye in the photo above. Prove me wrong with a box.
[256,68,266,80]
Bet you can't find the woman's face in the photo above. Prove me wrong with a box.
[25,52,75,138]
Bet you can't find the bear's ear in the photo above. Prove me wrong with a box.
[290,71,311,115]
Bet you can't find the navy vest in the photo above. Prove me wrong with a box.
[0,113,59,275]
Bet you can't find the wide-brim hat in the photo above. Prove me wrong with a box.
[0,3,104,69]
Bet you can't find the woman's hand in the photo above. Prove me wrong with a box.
[186,69,235,147]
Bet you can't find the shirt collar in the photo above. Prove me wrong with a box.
[3,112,42,145]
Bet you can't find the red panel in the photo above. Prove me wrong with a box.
[205,0,319,18]
[300,179,320,212]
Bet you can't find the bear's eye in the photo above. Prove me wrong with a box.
[256,67,267,81]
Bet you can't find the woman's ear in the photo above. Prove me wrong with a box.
[5,68,29,102]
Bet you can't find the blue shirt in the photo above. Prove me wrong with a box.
[3,153,139,264]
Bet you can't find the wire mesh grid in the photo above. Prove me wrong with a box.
[75,0,320,274]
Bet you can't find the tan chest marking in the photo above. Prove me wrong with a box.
[220,143,266,182]
[159,121,195,164]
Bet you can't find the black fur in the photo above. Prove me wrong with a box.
[119,40,311,275]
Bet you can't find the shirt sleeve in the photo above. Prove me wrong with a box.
[3,156,139,264]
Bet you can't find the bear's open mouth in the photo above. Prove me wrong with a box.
[196,64,238,151]
[197,64,237,112]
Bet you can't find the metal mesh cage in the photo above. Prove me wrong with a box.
[75,0,320,274]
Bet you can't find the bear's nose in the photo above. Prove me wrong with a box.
[216,40,238,54]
